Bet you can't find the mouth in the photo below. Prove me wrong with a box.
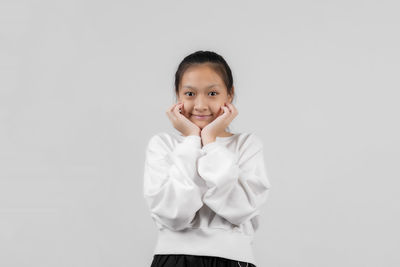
[191,114,212,120]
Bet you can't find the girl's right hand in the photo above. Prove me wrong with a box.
[166,102,201,137]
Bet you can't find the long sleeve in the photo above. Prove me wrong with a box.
[143,133,204,231]
[197,134,271,227]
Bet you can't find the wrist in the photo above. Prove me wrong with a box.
[186,131,200,137]
[201,136,216,145]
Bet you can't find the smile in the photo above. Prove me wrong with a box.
[191,114,212,120]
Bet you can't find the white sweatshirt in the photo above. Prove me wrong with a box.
[142,129,271,266]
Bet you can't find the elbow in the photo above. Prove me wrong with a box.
[150,213,196,231]
[145,196,203,231]
[225,209,261,227]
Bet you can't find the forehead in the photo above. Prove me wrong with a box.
[181,64,224,88]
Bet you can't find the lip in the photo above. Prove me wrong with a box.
[191,114,212,120]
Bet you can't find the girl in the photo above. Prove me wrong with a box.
[143,50,271,267]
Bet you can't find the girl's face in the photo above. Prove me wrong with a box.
[177,64,233,130]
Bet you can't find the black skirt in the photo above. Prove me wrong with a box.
[150,254,256,267]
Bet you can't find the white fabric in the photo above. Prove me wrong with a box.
[143,129,271,266]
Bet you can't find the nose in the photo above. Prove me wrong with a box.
[193,96,208,111]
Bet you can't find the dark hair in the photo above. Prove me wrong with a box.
[174,50,235,103]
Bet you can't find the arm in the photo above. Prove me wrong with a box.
[197,134,271,226]
[143,133,204,231]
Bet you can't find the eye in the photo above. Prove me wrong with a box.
[184,91,218,97]
[184,92,194,96]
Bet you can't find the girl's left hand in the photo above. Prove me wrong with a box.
[201,103,238,143]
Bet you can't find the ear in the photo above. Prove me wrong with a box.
[228,86,234,103]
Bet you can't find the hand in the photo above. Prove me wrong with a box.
[201,103,238,144]
[166,102,201,137]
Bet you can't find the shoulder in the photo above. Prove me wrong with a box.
[147,131,171,145]
[145,131,180,159]
[146,131,181,148]
[236,132,264,150]
[235,132,264,163]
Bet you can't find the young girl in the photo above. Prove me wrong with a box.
[143,50,271,267]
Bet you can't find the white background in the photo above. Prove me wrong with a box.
[1,0,399,266]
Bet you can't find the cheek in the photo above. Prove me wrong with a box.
[214,106,223,115]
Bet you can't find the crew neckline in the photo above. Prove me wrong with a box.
[173,130,238,140]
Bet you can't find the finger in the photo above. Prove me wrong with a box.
[166,109,176,121]
[224,103,232,112]
[171,102,180,113]
[225,103,232,113]
[221,106,230,116]
[226,103,237,115]
[173,103,183,117]
[167,103,176,114]
[223,106,235,120]
[216,106,223,116]
[167,103,180,120]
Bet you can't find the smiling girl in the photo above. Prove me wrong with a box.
[143,51,271,267]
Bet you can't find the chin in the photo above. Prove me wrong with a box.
[192,121,208,129]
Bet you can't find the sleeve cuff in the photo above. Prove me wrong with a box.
[182,134,202,148]
[200,140,221,153]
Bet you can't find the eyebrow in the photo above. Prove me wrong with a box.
[182,84,220,90]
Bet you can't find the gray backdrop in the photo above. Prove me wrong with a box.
[1,0,399,266]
